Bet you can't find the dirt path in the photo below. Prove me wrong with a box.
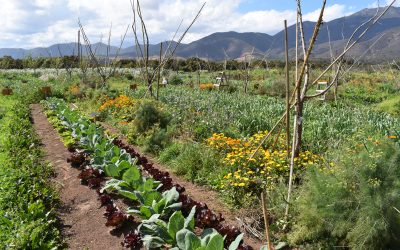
[101,123,263,249]
[30,104,125,250]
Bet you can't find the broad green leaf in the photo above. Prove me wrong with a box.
[184,206,196,231]
[153,198,167,214]
[143,191,163,206]
[163,187,179,203]
[157,224,174,244]
[260,246,269,250]
[118,160,132,174]
[168,211,185,241]
[176,229,191,249]
[134,191,145,204]
[118,190,137,201]
[201,228,219,246]
[138,223,160,235]
[228,233,244,250]
[167,202,182,212]
[104,163,119,178]
[140,206,153,219]
[112,146,120,157]
[143,179,156,191]
[143,214,161,223]
[122,166,140,185]
[205,234,224,250]
[101,179,122,192]
[185,231,202,250]
[142,235,165,249]
[111,156,119,164]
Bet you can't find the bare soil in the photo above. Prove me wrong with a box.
[30,104,126,250]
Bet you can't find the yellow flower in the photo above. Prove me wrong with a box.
[238,183,245,187]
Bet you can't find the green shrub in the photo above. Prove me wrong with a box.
[289,136,400,249]
[133,101,170,133]
[159,142,183,164]
[264,79,287,97]
[127,100,172,154]
[170,143,225,186]
[142,125,171,154]
[169,75,184,85]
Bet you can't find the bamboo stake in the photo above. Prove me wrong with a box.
[295,13,299,82]
[156,42,163,100]
[285,0,326,219]
[261,192,273,250]
[284,20,290,157]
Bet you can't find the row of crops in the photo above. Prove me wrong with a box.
[42,97,258,249]
[0,96,61,248]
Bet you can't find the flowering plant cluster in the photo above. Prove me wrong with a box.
[98,95,136,112]
[199,83,214,91]
[207,131,323,194]
[69,85,81,96]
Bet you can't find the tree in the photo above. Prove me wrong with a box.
[130,0,205,97]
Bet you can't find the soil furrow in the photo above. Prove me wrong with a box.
[30,104,125,250]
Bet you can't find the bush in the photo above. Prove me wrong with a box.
[159,142,183,164]
[127,100,172,154]
[133,101,170,133]
[169,75,184,85]
[142,125,172,154]
[169,142,225,186]
[289,136,400,249]
[264,79,287,97]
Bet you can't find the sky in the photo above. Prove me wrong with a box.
[0,0,398,48]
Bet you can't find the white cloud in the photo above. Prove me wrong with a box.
[303,4,352,22]
[0,0,355,48]
[369,0,400,8]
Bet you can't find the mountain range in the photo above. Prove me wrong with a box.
[1,6,400,62]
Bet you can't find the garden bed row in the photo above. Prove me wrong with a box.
[0,96,61,248]
[42,97,255,249]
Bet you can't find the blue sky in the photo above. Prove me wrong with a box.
[0,0,396,48]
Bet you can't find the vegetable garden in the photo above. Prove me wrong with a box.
[1,63,399,249]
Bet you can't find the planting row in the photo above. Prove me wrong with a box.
[42,97,256,250]
[0,96,61,248]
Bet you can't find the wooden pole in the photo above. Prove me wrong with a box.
[295,13,299,82]
[261,192,273,250]
[78,30,81,63]
[284,20,290,157]
[156,42,163,100]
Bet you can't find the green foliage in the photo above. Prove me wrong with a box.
[143,125,172,154]
[127,100,172,154]
[169,142,225,186]
[128,187,182,220]
[263,79,287,98]
[289,137,400,249]
[377,96,400,116]
[159,142,183,164]
[169,75,184,85]
[133,100,170,133]
[0,96,61,249]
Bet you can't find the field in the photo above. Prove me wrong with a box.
[0,64,399,250]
